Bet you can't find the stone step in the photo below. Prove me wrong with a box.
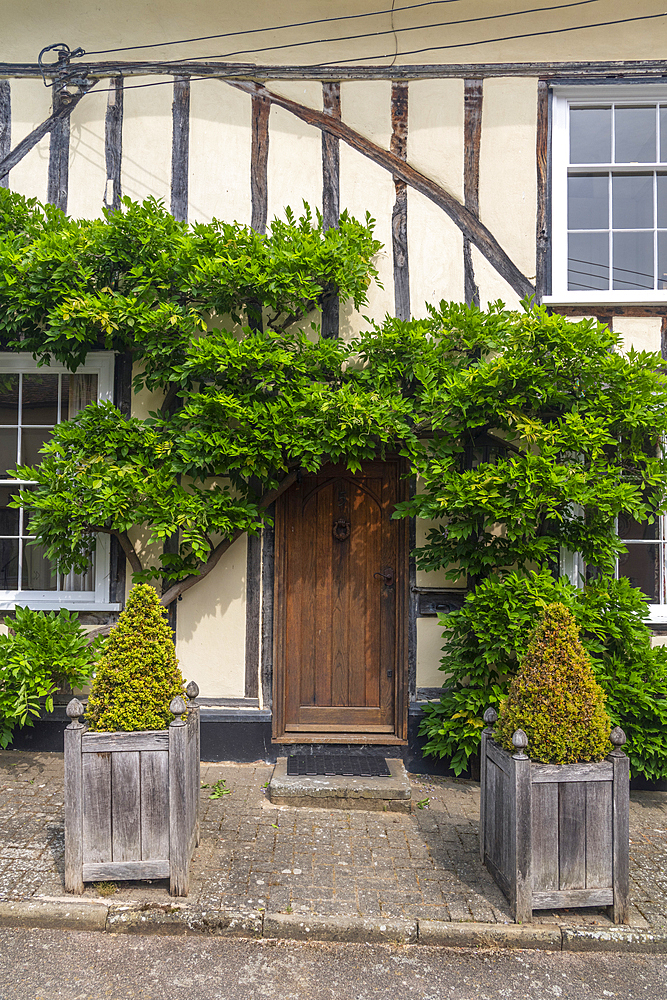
[268,757,411,812]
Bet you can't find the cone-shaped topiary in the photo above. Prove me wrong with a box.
[86,584,186,732]
[494,602,611,764]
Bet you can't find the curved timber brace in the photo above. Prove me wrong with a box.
[225,79,535,300]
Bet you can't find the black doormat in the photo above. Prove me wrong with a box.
[286,754,391,777]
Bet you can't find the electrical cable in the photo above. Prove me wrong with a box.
[80,1,477,58]
[149,0,610,66]
[63,8,667,95]
[317,9,667,65]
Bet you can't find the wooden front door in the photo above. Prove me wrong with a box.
[273,459,407,742]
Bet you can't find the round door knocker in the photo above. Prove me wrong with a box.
[333,518,351,541]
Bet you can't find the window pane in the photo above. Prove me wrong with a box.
[618,544,660,602]
[618,512,658,540]
[0,487,19,536]
[570,107,611,163]
[22,374,58,425]
[0,430,18,478]
[568,174,608,229]
[0,375,18,425]
[568,232,609,290]
[661,107,667,161]
[612,231,654,289]
[21,427,51,468]
[658,174,667,227]
[61,558,95,593]
[658,231,667,289]
[62,374,98,420]
[22,541,57,591]
[0,539,18,590]
[615,106,656,163]
[612,174,653,229]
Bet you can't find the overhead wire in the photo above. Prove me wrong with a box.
[54,7,667,95]
[156,0,607,65]
[80,1,482,58]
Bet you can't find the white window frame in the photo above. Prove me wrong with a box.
[0,352,120,612]
[545,84,667,307]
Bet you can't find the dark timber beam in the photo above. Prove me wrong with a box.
[391,82,410,321]
[47,89,70,212]
[227,79,535,300]
[0,87,92,181]
[104,78,123,211]
[3,59,667,81]
[535,80,551,303]
[0,81,9,188]
[171,76,190,222]
[321,81,341,338]
[463,79,483,308]
[251,94,270,235]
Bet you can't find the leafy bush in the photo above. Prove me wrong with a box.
[86,584,185,732]
[420,570,667,779]
[0,606,97,748]
[494,603,611,764]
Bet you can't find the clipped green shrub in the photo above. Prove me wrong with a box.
[494,603,611,764]
[86,584,185,732]
[0,606,97,748]
[419,570,667,779]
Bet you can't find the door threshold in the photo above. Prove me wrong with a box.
[272,733,407,745]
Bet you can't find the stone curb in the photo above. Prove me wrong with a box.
[1,899,667,953]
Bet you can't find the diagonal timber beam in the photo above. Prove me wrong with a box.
[225,79,534,299]
[0,87,92,181]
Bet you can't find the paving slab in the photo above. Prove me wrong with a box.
[1,749,666,949]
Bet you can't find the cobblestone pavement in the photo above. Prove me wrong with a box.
[1,751,666,931]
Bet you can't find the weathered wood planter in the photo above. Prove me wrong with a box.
[64,683,200,897]
[479,709,630,923]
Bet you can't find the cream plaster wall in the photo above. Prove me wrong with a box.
[416,617,446,689]
[4,79,50,202]
[615,316,662,355]
[176,534,247,698]
[67,86,108,219]
[266,82,323,226]
[189,80,251,225]
[121,76,171,207]
[479,78,537,294]
[3,1,665,68]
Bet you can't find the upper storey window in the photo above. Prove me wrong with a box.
[550,87,667,304]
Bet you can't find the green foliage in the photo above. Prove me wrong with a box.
[494,603,611,764]
[0,606,97,748]
[86,584,185,732]
[419,571,667,779]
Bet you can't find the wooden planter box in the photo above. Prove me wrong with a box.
[479,716,630,923]
[64,688,200,897]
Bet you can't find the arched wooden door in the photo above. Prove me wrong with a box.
[273,459,408,742]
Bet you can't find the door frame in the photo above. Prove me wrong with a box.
[271,457,409,744]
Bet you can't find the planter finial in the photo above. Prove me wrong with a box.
[609,726,627,756]
[483,707,498,726]
[511,729,529,759]
[169,695,187,726]
[185,680,199,703]
[66,698,85,730]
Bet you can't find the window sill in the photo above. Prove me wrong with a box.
[0,600,121,612]
[543,294,667,308]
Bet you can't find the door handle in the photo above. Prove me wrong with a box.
[374,568,394,587]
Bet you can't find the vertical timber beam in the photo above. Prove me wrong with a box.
[104,78,123,212]
[171,76,190,222]
[535,80,551,303]
[321,82,341,338]
[251,95,270,235]
[391,82,410,320]
[463,79,483,307]
[0,81,10,188]
[47,89,70,212]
